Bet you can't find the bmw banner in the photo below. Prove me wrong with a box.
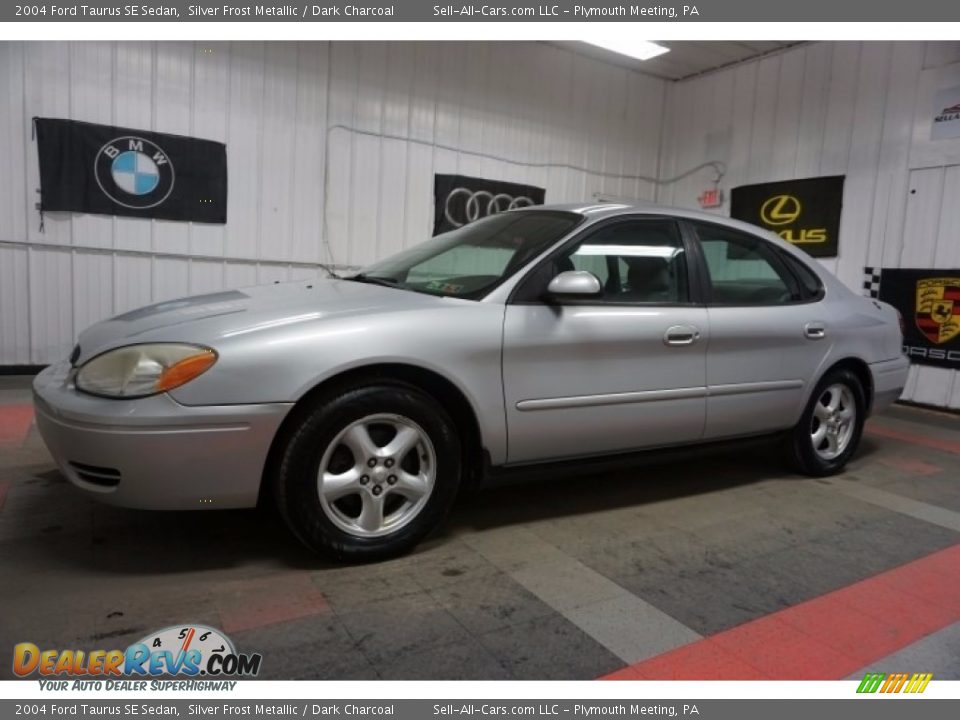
[730,175,844,258]
[433,174,545,235]
[33,117,227,224]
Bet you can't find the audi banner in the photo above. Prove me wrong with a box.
[730,175,844,258]
[433,174,545,235]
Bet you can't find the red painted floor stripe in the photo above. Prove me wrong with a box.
[878,455,941,476]
[867,423,960,456]
[0,404,34,447]
[217,574,330,635]
[602,543,960,680]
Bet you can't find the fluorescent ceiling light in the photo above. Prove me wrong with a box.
[583,40,670,62]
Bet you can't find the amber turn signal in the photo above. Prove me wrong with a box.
[155,350,218,393]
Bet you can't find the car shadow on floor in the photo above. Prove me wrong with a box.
[4,435,883,575]
[7,468,321,573]
[442,435,883,536]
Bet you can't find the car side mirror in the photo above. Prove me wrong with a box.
[546,270,602,298]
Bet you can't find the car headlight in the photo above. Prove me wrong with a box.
[75,343,218,398]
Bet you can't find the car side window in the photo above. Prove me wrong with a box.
[693,222,803,306]
[777,250,825,301]
[550,220,689,304]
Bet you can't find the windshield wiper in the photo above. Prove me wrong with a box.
[349,273,404,289]
[318,263,341,279]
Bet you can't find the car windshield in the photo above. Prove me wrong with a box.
[349,210,582,299]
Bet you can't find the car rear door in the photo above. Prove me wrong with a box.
[501,217,709,464]
[685,220,832,439]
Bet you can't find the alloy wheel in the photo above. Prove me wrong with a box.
[317,413,436,538]
[810,383,856,461]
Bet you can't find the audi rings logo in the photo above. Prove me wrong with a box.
[432,174,545,236]
[443,187,535,228]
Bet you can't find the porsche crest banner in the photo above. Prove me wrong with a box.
[730,175,844,258]
[865,266,960,369]
[34,117,227,223]
[433,174,545,235]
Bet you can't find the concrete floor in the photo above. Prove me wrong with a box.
[1,374,958,681]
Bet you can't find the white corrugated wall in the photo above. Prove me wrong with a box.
[0,41,667,365]
[5,40,960,411]
[658,41,960,409]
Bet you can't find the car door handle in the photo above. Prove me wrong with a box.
[804,322,827,340]
[664,325,701,346]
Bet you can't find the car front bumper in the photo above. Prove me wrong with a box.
[33,361,293,510]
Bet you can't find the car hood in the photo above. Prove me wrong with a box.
[74,279,451,363]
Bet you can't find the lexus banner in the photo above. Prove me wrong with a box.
[34,117,227,223]
[731,175,844,258]
[433,174,545,235]
[864,266,960,369]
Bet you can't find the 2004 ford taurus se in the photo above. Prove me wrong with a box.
[34,204,909,560]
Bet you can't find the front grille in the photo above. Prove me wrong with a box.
[68,461,121,488]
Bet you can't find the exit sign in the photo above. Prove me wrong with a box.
[699,188,723,208]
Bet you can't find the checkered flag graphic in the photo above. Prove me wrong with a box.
[863,267,882,298]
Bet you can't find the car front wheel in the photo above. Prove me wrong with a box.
[274,382,461,561]
[787,368,866,477]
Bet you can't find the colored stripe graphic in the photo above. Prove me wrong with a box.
[907,673,934,693]
[602,543,960,680]
[857,672,885,693]
[856,671,932,694]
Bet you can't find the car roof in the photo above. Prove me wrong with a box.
[522,201,753,229]
[519,201,811,253]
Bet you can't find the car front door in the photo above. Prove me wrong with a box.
[687,220,833,439]
[501,217,709,464]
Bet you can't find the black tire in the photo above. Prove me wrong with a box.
[787,368,866,477]
[273,381,462,561]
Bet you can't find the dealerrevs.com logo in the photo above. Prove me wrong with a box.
[13,624,262,689]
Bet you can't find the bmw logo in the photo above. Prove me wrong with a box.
[94,136,175,209]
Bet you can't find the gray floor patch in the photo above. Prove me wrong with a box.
[461,526,701,664]
[827,478,960,533]
[848,622,960,679]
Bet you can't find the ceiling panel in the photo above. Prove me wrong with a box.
[547,41,803,81]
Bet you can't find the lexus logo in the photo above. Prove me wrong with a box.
[443,187,534,228]
[760,194,802,226]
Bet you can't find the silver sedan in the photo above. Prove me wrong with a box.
[33,204,909,559]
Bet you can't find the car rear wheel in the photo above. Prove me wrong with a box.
[274,381,461,561]
[787,368,865,477]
